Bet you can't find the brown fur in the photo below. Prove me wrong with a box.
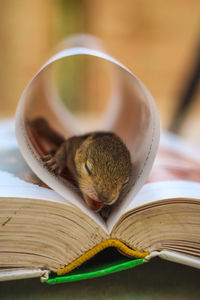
[43,132,132,211]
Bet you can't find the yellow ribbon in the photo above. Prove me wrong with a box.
[57,239,149,276]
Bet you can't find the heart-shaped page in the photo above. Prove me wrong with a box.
[15,34,160,225]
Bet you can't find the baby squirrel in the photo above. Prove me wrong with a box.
[42,132,132,212]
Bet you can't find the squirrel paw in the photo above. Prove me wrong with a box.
[41,154,63,175]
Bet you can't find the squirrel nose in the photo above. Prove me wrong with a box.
[99,196,109,203]
[99,195,118,205]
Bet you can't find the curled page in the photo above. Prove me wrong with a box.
[15,34,160,226]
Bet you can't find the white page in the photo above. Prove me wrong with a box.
[125,180,200,212]
[146,250,200,269]
[0,119,106,231]
[106,180,200,233]
[15,34,160,229]
[106,131,200,232]
[0,170,66,204]
[0,269,49,282]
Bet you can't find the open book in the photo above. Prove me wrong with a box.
[1,35,200,283]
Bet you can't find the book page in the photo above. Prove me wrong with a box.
[0,120,69,203]
[126,132,200,210]
[0,269,49,282]
[0,119,106,230]
[147,250,200,269]
[148,131,200,183]
[112,186,200,259]
[15,34,160,227]
[107,132,200,232]
[126,180,200,211]
[0,125,109,272]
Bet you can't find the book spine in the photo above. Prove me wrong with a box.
[146,250,200,269]
[0,269,49,282]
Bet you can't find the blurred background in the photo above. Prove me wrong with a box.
[0,0,199,145]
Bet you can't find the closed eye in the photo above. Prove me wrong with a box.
[85,162,92,175]
[122,182,128,189]
[122,178,129,189]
